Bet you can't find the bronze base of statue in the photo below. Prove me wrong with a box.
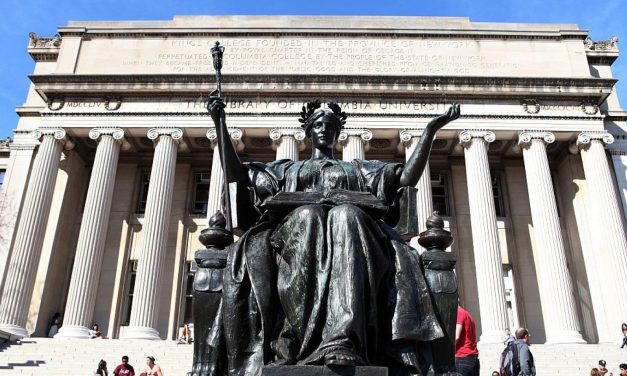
[262,365,388,376]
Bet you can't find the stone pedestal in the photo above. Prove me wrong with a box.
[56,129,126,339]
[459,130,509,344]
[262,366,388,376]
[122,128,182,340]
[0,128,72,338]
[518,132,585,344]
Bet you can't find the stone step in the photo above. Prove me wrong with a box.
[1,339,626,375]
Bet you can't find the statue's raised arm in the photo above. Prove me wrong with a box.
[207,96,249,186]
[399,103,461,187]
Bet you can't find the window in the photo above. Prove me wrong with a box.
[0,169,5,189]
[137,172,150,214]
[431,173,450,216]
[182,262,196,325]
[121,260,137,326]
[492,171,506,217]
[191,172,211,215]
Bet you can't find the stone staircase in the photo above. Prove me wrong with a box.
[478,343,627,375]
[0,338,192,375]
[1,338,626,375]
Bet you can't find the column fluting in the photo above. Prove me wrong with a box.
[576,131,627,343]
[205,128,243,220]
[519,131,585,343]
[400,130,433,249]
[459,130,509,343]
[121,128,182,339]
[270,128,305,161]
[338,129,372,161]
[56,128,126,338]
[0,128,72,337]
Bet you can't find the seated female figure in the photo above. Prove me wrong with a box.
[208,99,460,375]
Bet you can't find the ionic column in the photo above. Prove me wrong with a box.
[205,128,243,220]
[122,128,182,339]
[0,128,73,337]
[399,130,433,249]
[270,128,306,161]
[459,130,509,343]
[607,138,627,224]
[518,132,585,343]
[575,131,627,342]
[338,128,372,161]
[56,128,127,338]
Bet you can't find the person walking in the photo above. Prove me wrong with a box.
[139,356,162,376]
[113,355,135,376]
[599,360,614,376]
[621,323,627,348]
[96,359,108,376]
[512,327,535,376]
[455,305,479,376]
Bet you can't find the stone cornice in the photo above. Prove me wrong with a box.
[28,32,61,62]
[29,74,617,104]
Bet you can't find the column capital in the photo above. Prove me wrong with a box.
[337,128,373,150]
[32,127,74,150]
[269,128,306,151]
[399,129,424,146]
[459,130,495,148]
[89,128,130,150]
[206,127,244,152]
[147,127,187,150]
[518,131,555,149]
[147,127,183,141]
[571,131,615,153]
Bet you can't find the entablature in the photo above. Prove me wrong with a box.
[29,74,616,105]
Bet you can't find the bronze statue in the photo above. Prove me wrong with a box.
[189,41,462,376]
[198,97,459,374]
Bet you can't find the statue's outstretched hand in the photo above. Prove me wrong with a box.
[429,103,461,132]
[207,94,226,126]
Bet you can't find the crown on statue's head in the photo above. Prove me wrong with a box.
[298,100,347,133]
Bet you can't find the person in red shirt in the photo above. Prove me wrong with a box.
[455,305,479,376]
[113,355,135,376]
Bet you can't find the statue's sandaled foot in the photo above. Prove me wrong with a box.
[324,349,362,366]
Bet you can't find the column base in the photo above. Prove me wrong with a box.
[0,323,28,339]
[120,325,161,340]
[55,325,91,339]
[479,331,506,344]
[545,331,587,344]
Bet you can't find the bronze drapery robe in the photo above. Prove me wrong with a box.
[214,158,444,375]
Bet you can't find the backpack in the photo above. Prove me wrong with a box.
[499,341,520,376]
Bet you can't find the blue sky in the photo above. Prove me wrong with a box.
[0,0,625,139]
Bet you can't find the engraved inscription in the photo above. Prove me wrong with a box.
[78,36,551,76]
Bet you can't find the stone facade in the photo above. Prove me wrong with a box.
[0,16,626,344]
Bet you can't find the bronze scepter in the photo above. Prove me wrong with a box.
[210,41,233,231]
